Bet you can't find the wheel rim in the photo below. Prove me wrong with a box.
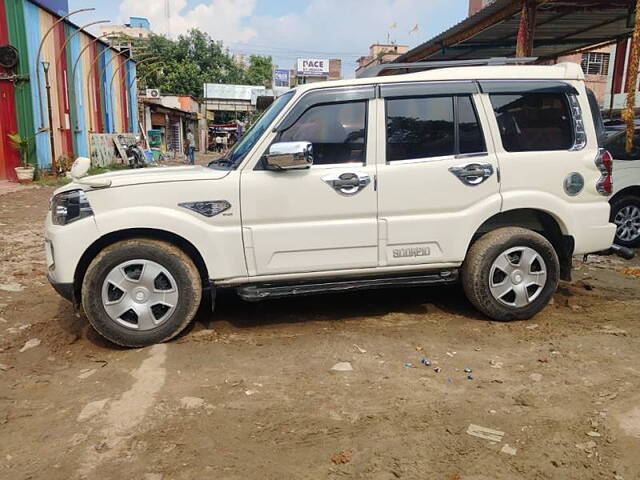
[489,246,547,308]
[101,259,179,331]
[614,205,640,243]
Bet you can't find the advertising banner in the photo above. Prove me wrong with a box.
[297,58,329,76]
[274,69,290,87]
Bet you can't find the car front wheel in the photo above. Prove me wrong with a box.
[82,238,202,347]
[462,227,559,321]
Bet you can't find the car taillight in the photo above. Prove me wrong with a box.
[595,148,613,196]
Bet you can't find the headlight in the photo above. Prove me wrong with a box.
[51,190,94,225]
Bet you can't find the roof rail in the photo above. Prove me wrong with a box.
[359,57,539,78]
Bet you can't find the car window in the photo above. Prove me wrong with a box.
[489,93,573,152]
[277,101,367,165]
[219,91,293,168]
[605,131,640,160]
[385,95,485,162]
[587,88,605,148]
[386,96,455,161]
[458,96,486,155]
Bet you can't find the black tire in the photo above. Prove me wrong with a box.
[609,195,640,248]
[461,227,559,322]
[81,238,202,347]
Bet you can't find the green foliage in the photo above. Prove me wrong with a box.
[244,55,274,87]
[8,132,32,168]
[131,29,273,97]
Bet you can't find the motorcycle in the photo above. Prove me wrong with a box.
[118,135,146,169]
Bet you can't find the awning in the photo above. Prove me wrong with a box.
[396,0,635,63]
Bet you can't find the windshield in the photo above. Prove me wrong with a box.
[210,91,294,169]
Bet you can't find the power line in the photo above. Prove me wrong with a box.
[223,40,363,56]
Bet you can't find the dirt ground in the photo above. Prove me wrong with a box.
[1,186,639,480]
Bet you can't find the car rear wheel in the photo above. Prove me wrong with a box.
[610,195,640,248]
[462,227,559,321]
[82,238,202,347]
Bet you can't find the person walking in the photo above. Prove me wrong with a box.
[186,129,195,165]
[215,135,223,153]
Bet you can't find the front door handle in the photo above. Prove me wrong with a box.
[449,162,494,186]
[322,172,371,196]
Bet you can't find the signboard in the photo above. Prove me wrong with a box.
[203,83,266,101]
[32,0,69,15]
[297,58,329,76]
[274,69,290,87]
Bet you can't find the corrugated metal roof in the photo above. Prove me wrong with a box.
[396,0,633,63]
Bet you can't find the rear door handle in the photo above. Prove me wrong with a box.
[322,172,371,196]
[449,162,494,186]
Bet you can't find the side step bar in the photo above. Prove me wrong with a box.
[236,270,458,302]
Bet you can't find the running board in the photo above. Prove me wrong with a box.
[236,270,458,302]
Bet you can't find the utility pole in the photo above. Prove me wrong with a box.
[165,0,171,38]
[42,61,57,177]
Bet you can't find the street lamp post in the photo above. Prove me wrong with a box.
[35,7,94,130]
[109,56,160,132]
[71,33,110,131]
[86,47,132,132]
[42,61,57,177]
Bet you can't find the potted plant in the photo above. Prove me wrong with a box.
[8,132,35,182]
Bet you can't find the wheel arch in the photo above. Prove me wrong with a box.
[609,186,640,206]
[470,208,574,281]
[73,228,210,303]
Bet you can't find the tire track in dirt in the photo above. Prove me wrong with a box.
[77,344,168,478]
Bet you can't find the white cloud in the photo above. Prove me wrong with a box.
[118,0,257,42]
[112,0,465,76]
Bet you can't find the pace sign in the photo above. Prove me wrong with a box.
[297,58,329,76]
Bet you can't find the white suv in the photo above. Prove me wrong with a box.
[603,124,640,247]
[45,62,616,347]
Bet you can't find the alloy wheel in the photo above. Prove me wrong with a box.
[614,205,640,243]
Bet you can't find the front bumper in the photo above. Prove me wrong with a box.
[44,213,100,285]
[47,274,75,304]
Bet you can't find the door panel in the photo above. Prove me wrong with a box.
[376,93,501,266]
[241,100,377,276]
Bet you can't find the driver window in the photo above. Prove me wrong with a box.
[277,101,367,165]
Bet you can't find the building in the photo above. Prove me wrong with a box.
[31,0,67,14]
[203,83,267,121]
[293,58,342,85]
[356,44,409,78]
[463,0,612,105]
[557,47,611,106]
[139,93,201,159]
[469,0,496,16]
[0,0,138,181]
[100,17,151,45]
[604,37,640,112]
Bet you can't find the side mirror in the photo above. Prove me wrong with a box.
[264,141,313,171]
[70,157,91,180]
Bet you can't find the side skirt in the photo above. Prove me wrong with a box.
[236,269,458,302]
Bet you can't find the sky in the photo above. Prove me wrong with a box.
[68,0,468,78]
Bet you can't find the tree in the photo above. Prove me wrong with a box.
[244,55,274,87]
[131,29,273,97]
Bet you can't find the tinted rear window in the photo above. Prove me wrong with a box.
[490,93,573,152]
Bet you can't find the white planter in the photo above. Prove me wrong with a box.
[15,167,35,183]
